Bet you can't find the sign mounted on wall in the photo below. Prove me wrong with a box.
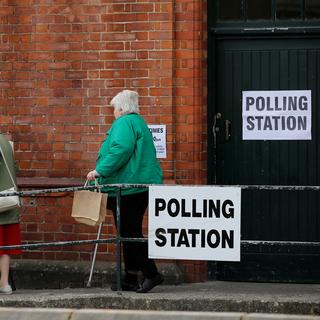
[148,185,241,262]
[242,90,312,140]
[148,124,167,158]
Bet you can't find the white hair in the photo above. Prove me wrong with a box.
[110,90,139,114]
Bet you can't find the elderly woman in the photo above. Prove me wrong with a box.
[87,90,163,293]
[0,133,22,294]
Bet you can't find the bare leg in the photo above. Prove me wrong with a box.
[0,254,10,288]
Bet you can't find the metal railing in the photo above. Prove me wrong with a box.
[1,183,320,290]
[0,183,150,291]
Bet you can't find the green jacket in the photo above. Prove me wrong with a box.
[95,114,163,196]
[0,134,20,225]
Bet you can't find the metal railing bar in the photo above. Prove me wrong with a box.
[2,183,320,197]
[242,240,320,246]
[1,238,319,251]
[0,183,150,197]
[0,238,116,250]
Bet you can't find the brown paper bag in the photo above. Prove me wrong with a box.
[71,189,107,226]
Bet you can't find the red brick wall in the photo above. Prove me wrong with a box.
[0,0,207,282]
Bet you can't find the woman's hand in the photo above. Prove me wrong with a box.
[87,170,98,181]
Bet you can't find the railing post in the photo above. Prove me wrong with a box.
[116,187,122,291]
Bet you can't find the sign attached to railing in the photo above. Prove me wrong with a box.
[148,186,241,261]
[242,90,312,140]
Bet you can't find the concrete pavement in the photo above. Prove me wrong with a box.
[0,308,320,320]
[1,308,320,320]
[0,281,319,316]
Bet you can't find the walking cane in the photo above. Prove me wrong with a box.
[86,222,103,287]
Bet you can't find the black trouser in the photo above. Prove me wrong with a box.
[107,191,158,279]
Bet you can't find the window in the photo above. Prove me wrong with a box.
[216,0,320,22]
[276,0,301,19]
[247,0,272,20]
[217,0,242,21]
[305,0,320,19]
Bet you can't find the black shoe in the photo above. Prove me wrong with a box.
[110,281,139,292]
[136,273,164,293]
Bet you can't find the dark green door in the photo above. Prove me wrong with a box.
[210,37,320,283]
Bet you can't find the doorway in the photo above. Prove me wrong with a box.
[207,1,320,282]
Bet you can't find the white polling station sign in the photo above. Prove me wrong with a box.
[148,185,241,261]
[242,90,312,140]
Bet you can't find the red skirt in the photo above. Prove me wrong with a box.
[0,223,22,255]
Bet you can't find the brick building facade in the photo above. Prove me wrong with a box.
[0,0,207,283]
